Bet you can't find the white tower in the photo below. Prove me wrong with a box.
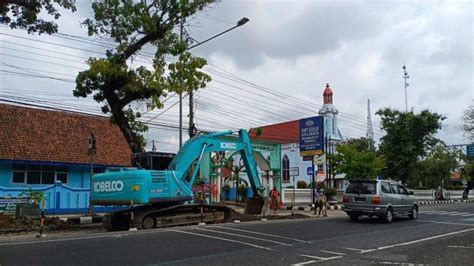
[366,99,374,143]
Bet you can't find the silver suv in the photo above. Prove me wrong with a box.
[342,180,418,223]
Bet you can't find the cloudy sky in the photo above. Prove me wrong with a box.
[0,0,472,152]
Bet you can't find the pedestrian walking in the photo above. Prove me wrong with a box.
[269,186,280,214]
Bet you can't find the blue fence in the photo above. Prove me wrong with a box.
[0,181,125,214]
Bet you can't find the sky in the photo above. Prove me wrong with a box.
[0,0,472,153]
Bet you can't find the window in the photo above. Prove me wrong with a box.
[56,173,68,184]
[345,181,377,195]
[12,172,25,183]
[381,182,391,193]
[398,184,408,195]
[27,171,41,184]
[317,164,324,174]
[390,183,399,194]
[282,155,290,183]
[11,164,69,185]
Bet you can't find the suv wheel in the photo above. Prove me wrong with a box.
[409,206,418,219]
[349,214,359,222]
[383,208,393,223]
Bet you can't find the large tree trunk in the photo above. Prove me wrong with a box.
[106,92,143,153]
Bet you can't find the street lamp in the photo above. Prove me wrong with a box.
[179,17,250,148]
[187,17,249,50]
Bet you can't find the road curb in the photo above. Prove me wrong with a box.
[60,216,103,225]
[418,199,473,205]
[283,205,343,211]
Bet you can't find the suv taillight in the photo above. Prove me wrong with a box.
[343,195,349,203]
[371,196,381,204]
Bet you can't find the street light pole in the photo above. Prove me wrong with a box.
[180,17,249,141]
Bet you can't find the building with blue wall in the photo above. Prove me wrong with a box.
[0,103,132,214]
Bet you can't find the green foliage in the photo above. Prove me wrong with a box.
[316,181,325,189]
[19,188,45,203]
[376,108,445,182]
[323,186,337,197]
[329,138,384,181]
[74,0,214,152]
[255,128,263,136]
[296,180,307,189]
[460,154,474,182]
[462,103,474,141]
[411,144,458,189]
[237,184,248,200]
[0,0,76,34]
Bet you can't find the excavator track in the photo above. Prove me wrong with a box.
[104,204,232,231]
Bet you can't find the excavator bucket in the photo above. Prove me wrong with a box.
[244,196,264,215]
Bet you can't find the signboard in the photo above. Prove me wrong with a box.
[302,156,313,161]
[0,198,29,215]
[467,144,474,157]
[299,116,324,157]
[307,166,314,175]
[289,167,299,176]
[313,155,326,164]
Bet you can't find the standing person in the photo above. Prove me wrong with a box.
[316,188,323,217]
[322,190,328,217]
[269,186,280,214]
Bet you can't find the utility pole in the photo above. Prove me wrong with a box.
[179,17,249,141]
[178,16,184,148]
[403,65,410,113]
[87,132,96,216]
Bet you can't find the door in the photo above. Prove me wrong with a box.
[397,184,411,213]
[389,183,402,213]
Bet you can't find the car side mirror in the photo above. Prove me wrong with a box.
[408,191,414,195]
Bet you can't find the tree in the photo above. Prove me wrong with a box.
[376,108,445,183]
[0,0,76,34]
[461,103,474,141]
[412,144,458,189]
[329,138,384,181]
[74,1,213,152]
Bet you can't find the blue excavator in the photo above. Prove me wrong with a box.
[91,129,265,230]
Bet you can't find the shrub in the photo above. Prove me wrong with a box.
[323,186,337,197]
[297,180,307,189]
[237,184,248,200]
[317,181,325,189]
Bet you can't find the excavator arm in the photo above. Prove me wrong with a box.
[168,129,264,197]
[167,129,264,213]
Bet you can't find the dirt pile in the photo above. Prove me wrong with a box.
[0,214,71,233]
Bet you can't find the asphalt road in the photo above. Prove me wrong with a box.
[1,203,473,265]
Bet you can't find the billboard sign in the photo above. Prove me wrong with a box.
[299,116,324,156]
[467,144,474,157]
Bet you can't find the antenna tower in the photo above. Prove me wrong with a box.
[403,65,410,112]
[367,99,374,144]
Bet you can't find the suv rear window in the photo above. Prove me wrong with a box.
[345,181,377,195]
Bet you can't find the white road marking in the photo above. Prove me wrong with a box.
[167,229,273,250]
[299,254,342,261]
[461,213,474,217]
[377,262,421,265]
[447,245,474,249]
[291,260,318,266]
[319,250,346,256]
[360,228,474,253]
[194,228,292,246]
[343,247,366,252]
[415,220,474,227]
[446,212,471,216]
[0,234,116,246]
[211,225,310,243]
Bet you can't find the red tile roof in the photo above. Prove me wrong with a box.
[249,120,299,144]
[0,103,132,166]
